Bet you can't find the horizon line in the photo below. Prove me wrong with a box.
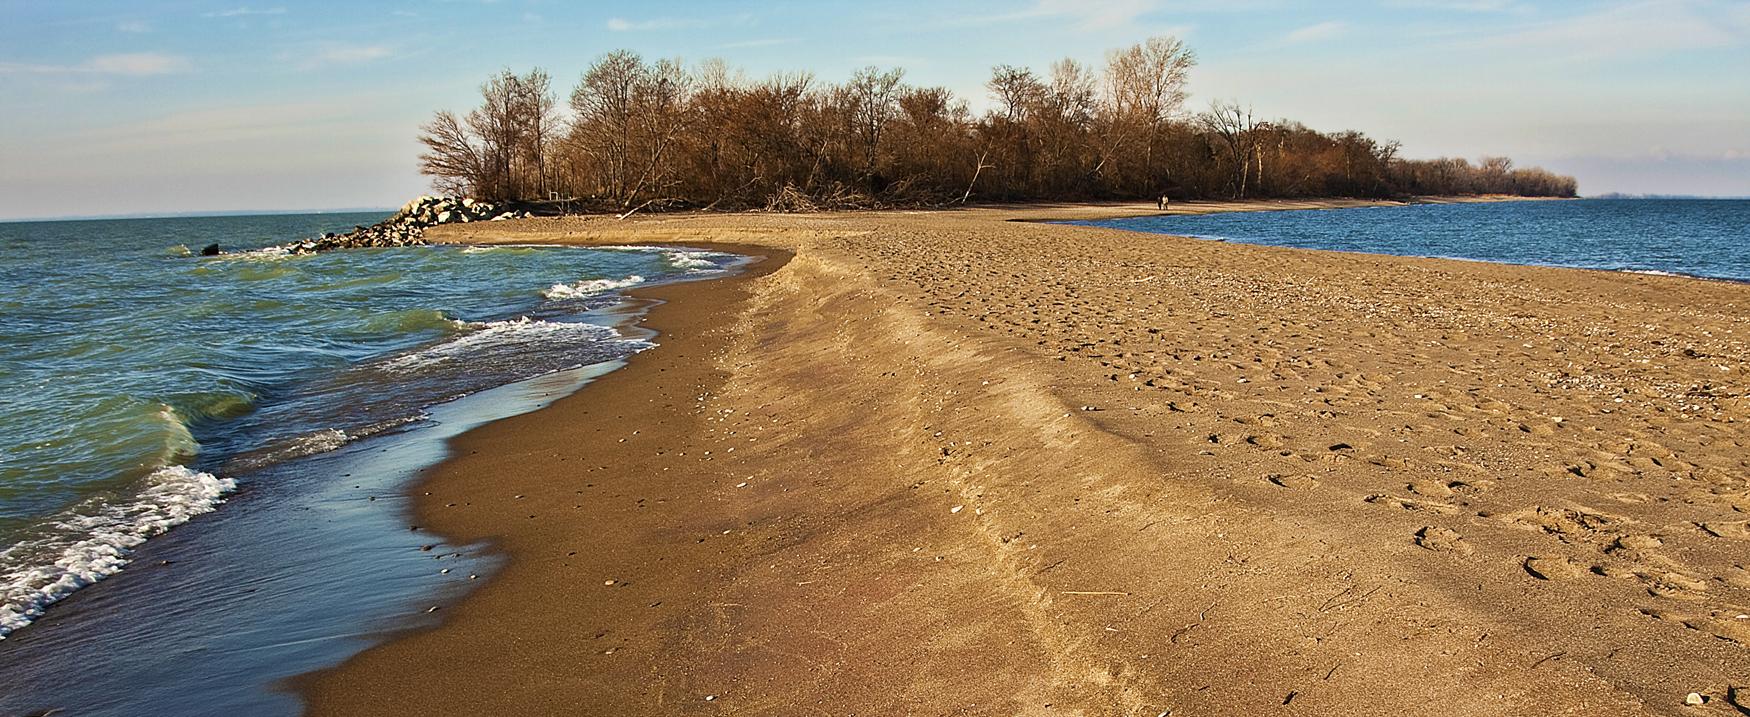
[6,195,1750,224]
[0,207,398,224]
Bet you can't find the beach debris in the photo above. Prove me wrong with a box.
[1686,692,1705,706]
[951,505,964,514]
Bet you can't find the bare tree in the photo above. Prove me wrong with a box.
[1200,100,1259,198]
[512,69,558,197]
[846,66,905,189]
[417,41,1578,208]
[417,110,484,196]
[1103,36,1196,192]
[417,69,553,200]
[987,65,1044,124]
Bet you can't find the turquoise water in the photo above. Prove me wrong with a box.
[1067,199,1750,282]
[0,213,739,638]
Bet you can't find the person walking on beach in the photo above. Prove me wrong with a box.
[1157,195,1170,211]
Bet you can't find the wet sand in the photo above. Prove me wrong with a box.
[302,200,1748,715]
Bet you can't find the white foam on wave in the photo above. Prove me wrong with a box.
[382,317,634,372]
[1621,268,1682,277]
[211,246,296,262]
[664,249,724,271]
[543,275,646,300]
[251,428,351,466]
[584,245,733,273]
[0,465,236,638]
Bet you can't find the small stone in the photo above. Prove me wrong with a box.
[1685,692,1703,706]
[950,505,964,514]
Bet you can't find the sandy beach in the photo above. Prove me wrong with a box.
[300,200,1748,716]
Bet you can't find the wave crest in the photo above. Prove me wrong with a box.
[542,275,646,300]
[0,465,236,638]
[381,317,629,373]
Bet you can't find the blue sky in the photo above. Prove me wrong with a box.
[2,0,1747,219]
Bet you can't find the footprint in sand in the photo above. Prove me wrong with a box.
[1647,572,1710,601]
[1524,555,1590,581]
[1609,534,1665,552]
[1365,493,1462,515]
[1638,606,1750,646]
[1266,473,1319,489]
[1501,505,1631,541]
[1726,565,1750,591]
[1415,526,1474,555]
[1698,520,1750,540]
[1406,479,1455,499]
[1243,433,1287,449]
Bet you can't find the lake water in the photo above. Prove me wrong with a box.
[0,212,741,714]
[1067,199,1750,283]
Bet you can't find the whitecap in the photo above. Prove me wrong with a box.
[542,275,646,300]
[210,246,295,262]
[0,465,236,638]
[381,317,635,373]
[662,249,727,272]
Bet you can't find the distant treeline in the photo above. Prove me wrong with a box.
[417,37,1577,212]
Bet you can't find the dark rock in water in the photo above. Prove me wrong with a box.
[200,243,221,256]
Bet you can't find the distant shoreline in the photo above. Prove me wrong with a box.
[18,192,1750,225]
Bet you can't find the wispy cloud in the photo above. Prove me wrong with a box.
[717,38,797,49]
[1382,0,1526,11]
[206,7,287,18]
[318,46,393,64]
[606,17,707,32]
[0,53,191,76]
[957,0,1159,31]
[116,20,151,33]
[1472,0,1750,59]
[283,44,396,70]
[1286,20,1347,43]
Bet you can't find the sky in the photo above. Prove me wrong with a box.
[1,0,1747,219]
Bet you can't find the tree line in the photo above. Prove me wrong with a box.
[417,36,1577,212]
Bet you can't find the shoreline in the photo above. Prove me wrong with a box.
[297,242,795,712]
[0,242,752,716]
[303,202,1746,714]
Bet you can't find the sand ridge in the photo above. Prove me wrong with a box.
[303,200,1748,715]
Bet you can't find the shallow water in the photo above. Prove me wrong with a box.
[1067,199,1750,282]
[0,212,744,712]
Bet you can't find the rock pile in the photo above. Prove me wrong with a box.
[270,196,535,255]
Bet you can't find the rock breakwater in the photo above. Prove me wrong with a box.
[266,196,534,255]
